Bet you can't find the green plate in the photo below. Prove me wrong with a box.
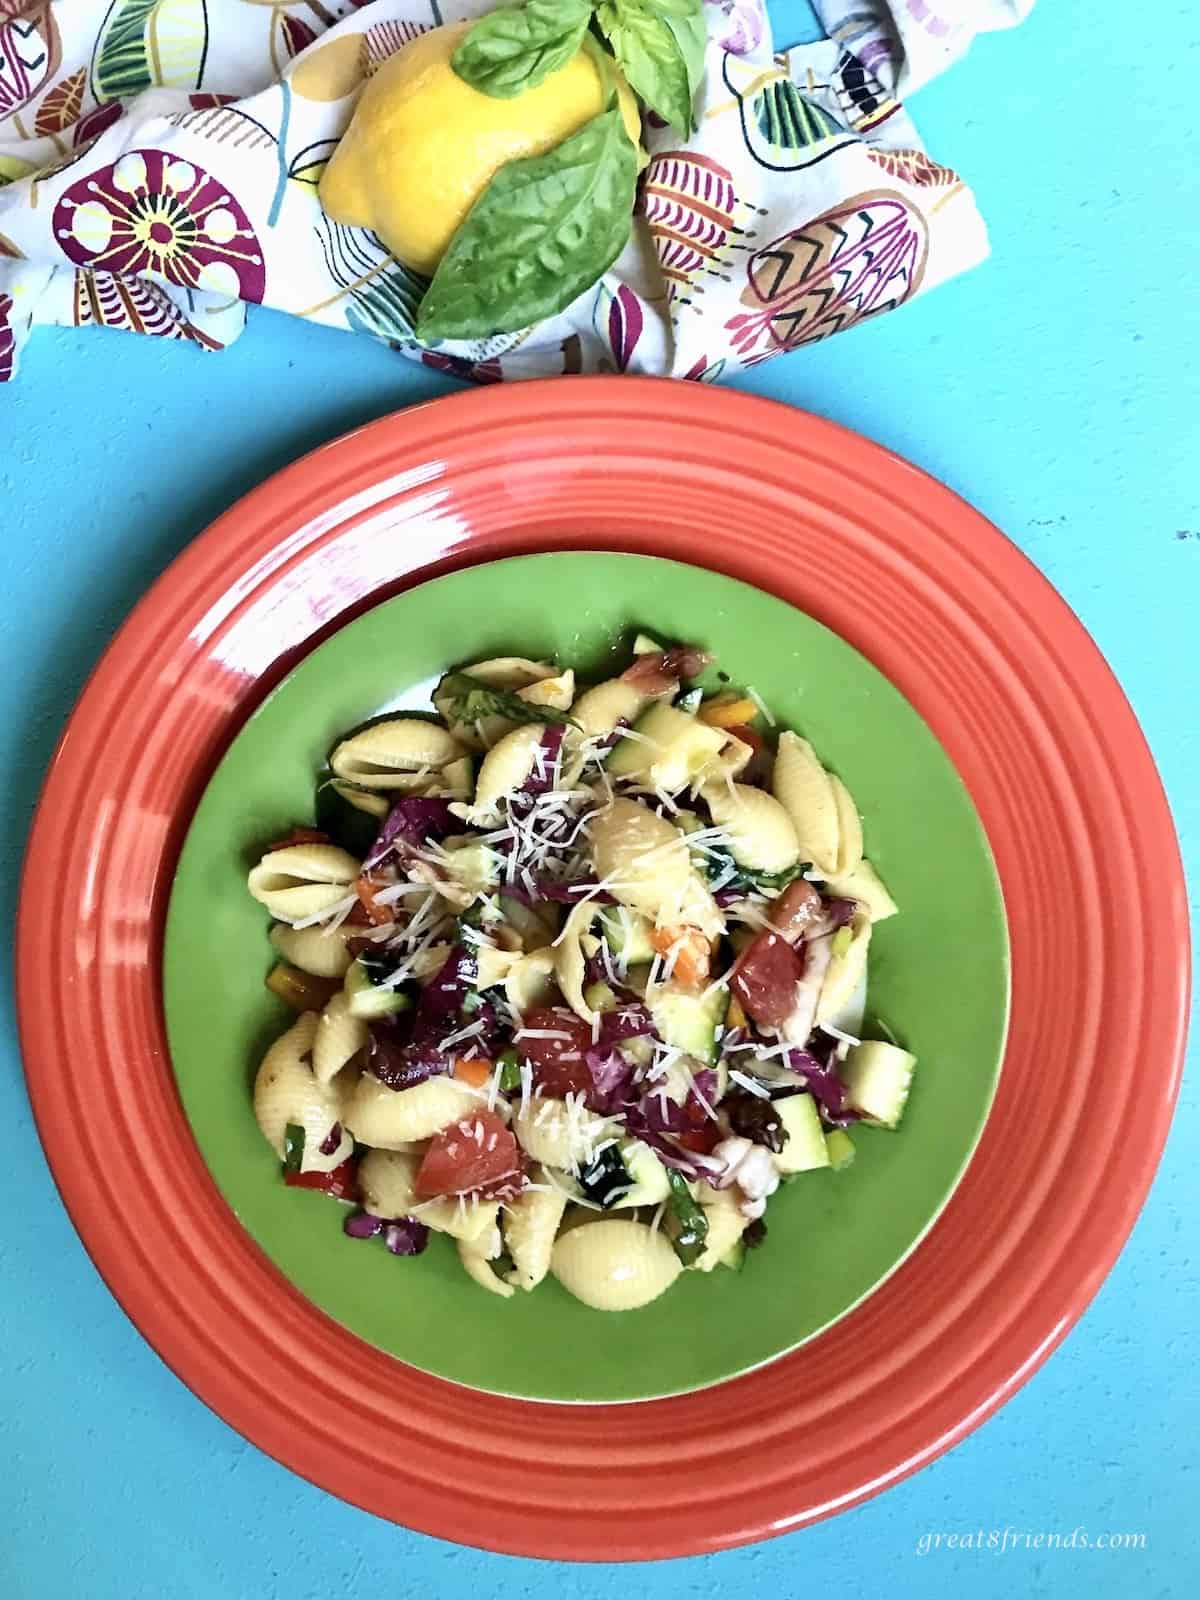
[164,553,1009,1403]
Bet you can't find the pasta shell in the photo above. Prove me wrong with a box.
[458,1231,515,1298]
[711,730,755,780]
[432,755,475,800]
[702,781,801,874]
[504,948,558,1016]
[830,775,864,877]
[771,732,840,875]
[512,1098,612,1170]
[475,943,518,990]
[247,843,361,923]
[821,858,898,922]
[313,990,367,1085]
[253,1012,351,1170]
[556,900,600,1024]
[269,922,353,978]
[358,1148,420,1216]
[551,1219,682,1310]
[503,1170,569,1291]
[689,1185,749,1273]
[344,1073,479,1148]
[589,797,688,916]
[416,1196,500,1242]
[462,723,546,824]
[519,668,574,711]
[569,677,647,741]
[816,913,873,1024]
[589,797,724,941]
[330,718,463,788]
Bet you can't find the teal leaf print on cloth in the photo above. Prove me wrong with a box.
[754,80,840,151]
[313,214,428,343]
[91,0,210,104]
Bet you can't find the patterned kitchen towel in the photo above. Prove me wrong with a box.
[0,0,1032,384]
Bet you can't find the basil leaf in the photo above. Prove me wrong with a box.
[596,0,705,134]
[663,4,707,105]
[665,1168,709,1266]
[452,0,596,99]
[417,105,637,341]
[439,671,581,729]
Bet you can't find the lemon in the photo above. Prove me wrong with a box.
[319,21,642,277]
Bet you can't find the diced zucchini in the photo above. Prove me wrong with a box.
[597,906,657,965]
[583,979,618,1014]
[824,1128,856,1170]
[647,982,728,1065]
[647,982,729,1065]
[841,1040,915,1128]
[773,1093,831,1174]
[632,632,663,656]
[612,1139,671,1208]
[344,958,411,1020]
[606,702,726,790]
[676,687,703,714]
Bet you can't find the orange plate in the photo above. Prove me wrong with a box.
[16,379,1189,1559]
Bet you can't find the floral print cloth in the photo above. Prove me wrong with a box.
[0,0,1031,383]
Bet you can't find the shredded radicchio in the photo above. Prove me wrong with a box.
[364,796,458,871]
[520,724,566,797]
[777,1046,858,1125]
[318,1122,344,1157]
[823,896,857,929]
[504,875,617,907]
[636,1067,719,1136]
[368,1023,450,1091]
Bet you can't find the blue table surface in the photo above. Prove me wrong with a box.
[3,3,1197,1596]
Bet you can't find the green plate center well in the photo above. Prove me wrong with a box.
[163,553,1008,1403]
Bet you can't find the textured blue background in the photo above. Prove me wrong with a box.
[3,3,1196,1596]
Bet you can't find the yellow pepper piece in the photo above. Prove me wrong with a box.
[698,695,759,729]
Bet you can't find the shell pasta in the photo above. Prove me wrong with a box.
[245,634,913,1309]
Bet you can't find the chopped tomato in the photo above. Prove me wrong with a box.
[284,1157,359,1202]
[267,825,331,851]
[730,930,803,1032]
[453,1055,493,1088]
[515,1006,595,1098]
[354,874,393,927]
[650,924,712,990]
[414,1110,523,1200]
[674,1125,723,1155]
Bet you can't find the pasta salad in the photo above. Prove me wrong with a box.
[247,636,916,1311]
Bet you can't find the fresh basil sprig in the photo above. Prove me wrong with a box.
[665,1168,709,1266]
[417,105,638,341]
[596,0,707,134]
[452,0,596,98]
[437,670,583,729]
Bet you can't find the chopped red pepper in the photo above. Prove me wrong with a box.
[284,1157,359,1202]
[266,825,331,851]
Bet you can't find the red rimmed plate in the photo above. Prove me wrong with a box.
[17,378,1188,1559]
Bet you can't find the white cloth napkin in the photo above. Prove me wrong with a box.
[0,0,1031,383]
